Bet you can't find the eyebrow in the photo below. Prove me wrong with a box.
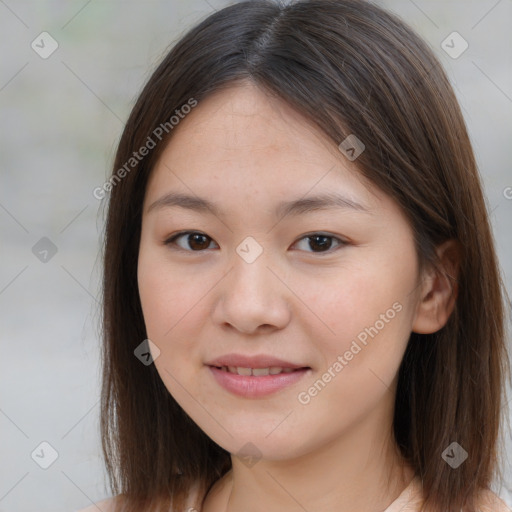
[146,191,373,217]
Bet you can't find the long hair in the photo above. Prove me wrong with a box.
[100,1,511,511]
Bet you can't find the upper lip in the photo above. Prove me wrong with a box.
[206,353,308,369]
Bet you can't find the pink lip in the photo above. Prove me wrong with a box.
[205,353,306,369]
[205,353,311,398]
[208,366,311,398]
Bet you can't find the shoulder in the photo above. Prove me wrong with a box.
[76,496,119,512]
[472,488,512,512]
[74,474,230,512]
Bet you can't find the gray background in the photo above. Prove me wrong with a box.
[0,1,511,511]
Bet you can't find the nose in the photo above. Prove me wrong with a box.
[211,248,292,335]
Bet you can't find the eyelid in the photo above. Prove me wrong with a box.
[163,230,348,254]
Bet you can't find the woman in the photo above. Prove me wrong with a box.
[80,1,511,511]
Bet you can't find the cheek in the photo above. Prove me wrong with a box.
[304,251,417,380]
[138,244,201,339]
[137,252,206,391]
[138,254,207,401]
[292,268,414,438]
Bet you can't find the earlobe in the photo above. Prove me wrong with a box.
[412,239,461,334]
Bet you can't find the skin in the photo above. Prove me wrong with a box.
[137,80,458,512]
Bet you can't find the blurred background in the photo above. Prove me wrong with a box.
[0,1,511,511]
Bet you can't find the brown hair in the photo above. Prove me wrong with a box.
[100,1,511,511]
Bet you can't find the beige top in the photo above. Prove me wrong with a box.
[382,477,511,512]
[76,476,512,512]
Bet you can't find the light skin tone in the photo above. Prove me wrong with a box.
[137,81,459,512]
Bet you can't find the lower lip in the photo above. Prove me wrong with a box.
[208,366,311,398]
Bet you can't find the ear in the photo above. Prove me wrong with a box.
[412,239,461,334]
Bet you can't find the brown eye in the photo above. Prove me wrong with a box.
[165,231,217,251]
[293,233,347,253]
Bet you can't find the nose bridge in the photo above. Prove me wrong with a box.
[229,239,280,303]
[212,239,291,332]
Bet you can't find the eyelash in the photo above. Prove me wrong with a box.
[163,230,348,255]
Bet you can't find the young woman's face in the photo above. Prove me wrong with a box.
[138,82,425,461]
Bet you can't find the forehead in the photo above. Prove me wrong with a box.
[160,83,339,167]
[144,82,382,212]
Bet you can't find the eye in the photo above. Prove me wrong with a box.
[292,233,347,253]
[164,231,347,254]
[164,231,218,251]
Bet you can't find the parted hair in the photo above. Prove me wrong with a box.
[100,1,511,511]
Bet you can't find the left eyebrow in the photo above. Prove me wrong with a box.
[145,191,373,217]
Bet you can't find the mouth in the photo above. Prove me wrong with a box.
[205,354,312,397]
[205,353,309,371]
[210,365,308,376]
[206,362,311,398]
